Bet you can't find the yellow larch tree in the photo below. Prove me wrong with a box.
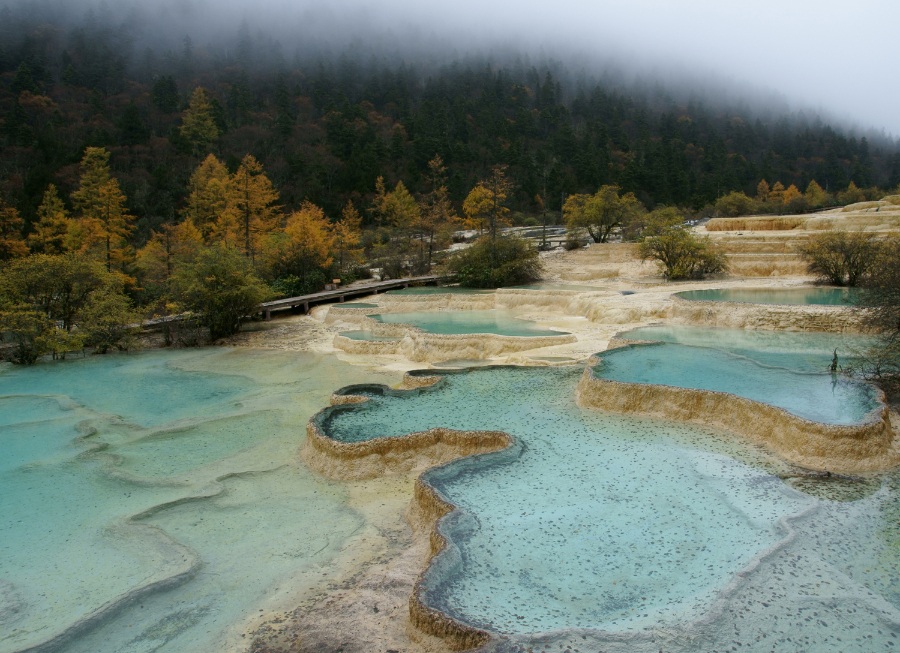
[182,154,229,241]
[332,200,362,273]
[0,195,28,261]
[71,147,133,271]
[181,87,220,155]
[282,201,334,285]
[28,185,72,254]
[417,155,458,268]
[223,154,280,260]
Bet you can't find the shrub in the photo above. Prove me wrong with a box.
[714,191,755,217]
[796,231,880,286]
[270,270,327,298]
[638,226,728,280]
[448,235,542,288]
[172,245,271,341]
[523,217,540,227]
[851,237,900,392]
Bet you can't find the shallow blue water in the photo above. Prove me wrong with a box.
[0,350,385,653]
[338,330,404,341]
[677,287,856,305]
[370,310,569,337]
[322,365,900,648]
[595,343,879,424]
[622,325,876,373]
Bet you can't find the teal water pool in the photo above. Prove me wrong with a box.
[677,287,856,305]
[370,310,569,337]
[0,350,389,653]
[621,325,877,373]
[337,302,381,308]
[338,330,403,341]
[595,342,879,424]
[320,365,900,649]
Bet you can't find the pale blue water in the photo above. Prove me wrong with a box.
[370,310,569,337]
[677,287,856,305]
[338,302,381,308]
[320,365,900,650]
[0,350,389,653]
[338,330,404,341]
[622,325,877,373]
[595,343,879,424]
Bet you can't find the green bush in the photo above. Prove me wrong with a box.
[796,231,880,286]
[172,245,271,341]
[638,226,728,280]
[448,235,542,288]
[270,269,327,298]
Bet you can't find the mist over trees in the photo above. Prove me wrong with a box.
[2,1,899,239]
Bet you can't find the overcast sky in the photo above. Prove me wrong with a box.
[140,0,899,136]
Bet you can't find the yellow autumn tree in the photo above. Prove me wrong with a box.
[332,200,362,272]
[182,154,229,241]
[181,87,220,155]
[277,201,334,286]
[71,147,133,271]
[805,180,830,208]
[28,185,72,254]
[0,195,28,261]
[463,165,512,241]
[462,184,492,234]
[221,154,280,260]
[417,155,458,268]
[136,221,204,290]
[782,184,802,206]
[755,179,770,202]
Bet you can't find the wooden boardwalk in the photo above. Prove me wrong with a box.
[258,275,448,319]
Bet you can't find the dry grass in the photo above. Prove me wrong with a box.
[706,217,806,231]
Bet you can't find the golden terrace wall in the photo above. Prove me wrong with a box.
[301,376,512,480]
[669,295,864,333]
[302,372,507,650]
[575,355,897,473]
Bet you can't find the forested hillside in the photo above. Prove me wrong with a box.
[2,5,899,244]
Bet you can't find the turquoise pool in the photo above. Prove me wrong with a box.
[338,330,403,341]
[369,310,569,337]
[320,364,900,649]
[0,350,387,653]
[677,287,856,305]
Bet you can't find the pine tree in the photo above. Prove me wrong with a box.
[152,75,179,113]
[28,185,71,254]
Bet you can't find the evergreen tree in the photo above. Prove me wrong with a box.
[152,75,179,113]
